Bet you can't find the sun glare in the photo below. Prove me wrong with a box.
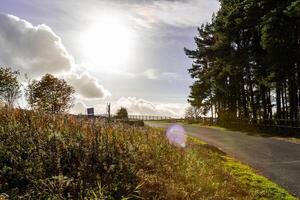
[81,16,134,69]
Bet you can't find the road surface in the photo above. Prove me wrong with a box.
[146,122,300,197]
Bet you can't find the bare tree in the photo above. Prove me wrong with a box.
[0,67,21,108]
[185,106,202,120]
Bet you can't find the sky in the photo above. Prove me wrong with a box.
[0,0,220,117]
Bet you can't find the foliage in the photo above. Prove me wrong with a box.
[186,0,300,123]
[0,108,295,199]
[27,74,74,113]
[116,107,128,119]
[0,67,21,107]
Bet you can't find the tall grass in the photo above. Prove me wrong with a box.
[0,108,295,199]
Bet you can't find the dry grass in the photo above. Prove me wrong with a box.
[0,108,295,199]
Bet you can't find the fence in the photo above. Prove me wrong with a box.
[128,115,171,121]
[196,117,300,135]
[223,118,300,128]
[96,114,172,121]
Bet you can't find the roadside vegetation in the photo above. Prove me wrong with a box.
[0,107,296,199]
[0,68,296,199]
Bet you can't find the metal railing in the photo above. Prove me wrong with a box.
[193,117,300,134]
[96,114,172,121]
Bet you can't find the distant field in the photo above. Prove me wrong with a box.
[0,108,296,199]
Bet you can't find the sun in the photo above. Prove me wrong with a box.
[81,16,134,69]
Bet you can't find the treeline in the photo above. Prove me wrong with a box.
[0,67,131,117]
[0,67,74,113]
[185,0,300,122]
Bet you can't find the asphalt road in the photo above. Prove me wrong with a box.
[146,122,300,198]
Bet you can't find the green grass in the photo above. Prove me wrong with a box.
[0,108,296,199]
[188,137,296,200]
[273,137,300,144]
[151,120,228,131]
[224,157,296,200]
[188,123,228,131]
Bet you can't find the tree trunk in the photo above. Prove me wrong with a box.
[276,81,281,119]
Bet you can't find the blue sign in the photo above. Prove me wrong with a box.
[87,108,94,116]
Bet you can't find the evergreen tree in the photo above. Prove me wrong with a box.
[186,0,300,125]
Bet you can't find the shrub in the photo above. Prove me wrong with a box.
[0,67,21,108]
[116,107,128,119]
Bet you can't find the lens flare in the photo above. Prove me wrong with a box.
[166,124,187,148]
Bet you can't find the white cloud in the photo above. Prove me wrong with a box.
[0,14,73,77]
[161,72,182,81]
[0,13,110,100]
[144,69,159,80]
[71,96,187,118]
[115,97,187,117]
[144,68,182,81]
[133,0,220,28]
[65,73,111,99]
[0,10,191,115]
[70,101,87,115]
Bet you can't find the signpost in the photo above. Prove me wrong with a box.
[107,103,111,121]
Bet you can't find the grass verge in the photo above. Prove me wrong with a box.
[224,157,295,200]
[188,137,296,200]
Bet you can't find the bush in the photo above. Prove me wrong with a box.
[116,107,128,119]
